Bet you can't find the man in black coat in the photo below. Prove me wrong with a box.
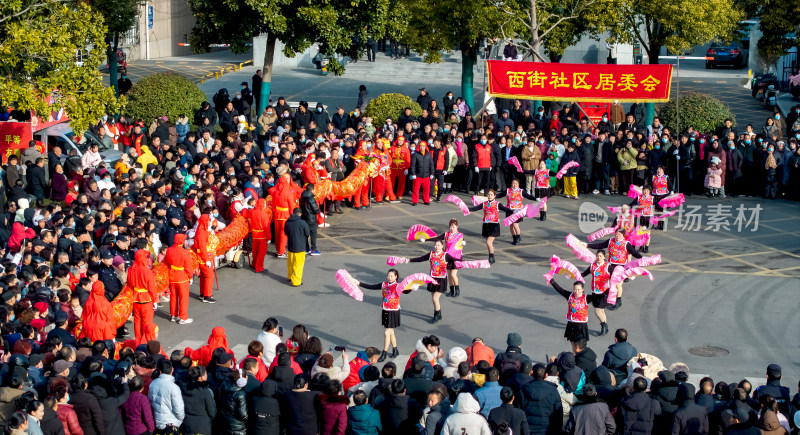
[519,364,562,435]
[620,376,662,435]
[573,340,597,375]
[252,378,280,435]
[284,375,320,435]
[251,71,262,111]
[671,383,709,435]
[489,386,530,435]
[374,380,423,435]
[493,332,532,384]
[284,208,310,286]
[299,184,320,255]
[602,328,637,382]
[88,373,130,435]
[27,158,47,200]
[402,358,435,406]
[416,88,433,111]
[69,374,106,435]
[409,143,434,205]
[506,361,533,405]
[754,363,791,416]
[219,102,239,136]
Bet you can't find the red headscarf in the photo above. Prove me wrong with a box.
[173,233,187,246]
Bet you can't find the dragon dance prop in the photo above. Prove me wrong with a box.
[556,161,579,179]
[79,161,382,333]
[455,259,490,269]
[398,273,437,291]
[565,234,596,264]
[543,255,584,283]
[446,195,470,215]
[407,224,437,242]
[386,256,410,266]
[508,156,524,173]
[336,270,364,301]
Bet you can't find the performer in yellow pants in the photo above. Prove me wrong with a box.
[564,176,578,198]
[284,208,310,287]
[287,251,306,286]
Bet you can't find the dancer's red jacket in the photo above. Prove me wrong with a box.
[194,215,213,262]
[164,234,194,282]
[246,199,271,236]
[128,250,158,304]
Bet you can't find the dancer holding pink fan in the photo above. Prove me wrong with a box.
[426,219,465,298]
[354,268,408,362]
[465,189,513,264]
[495,178,538,245]
[546,275,605,351]
[586,228,642,310]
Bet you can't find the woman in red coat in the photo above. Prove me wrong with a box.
[80,281,117,341]
[319,380,348,435]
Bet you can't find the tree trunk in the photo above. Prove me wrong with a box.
[648,42,662,64]
[109,33,119,97]
[460,44,478,114]
[258,34,276,115]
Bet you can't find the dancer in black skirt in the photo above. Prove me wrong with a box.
[587,228,642,310]
[467,189,512,264]
[495,178,538,245]
[629,185,655,253]
[356,268,408,362]
[408,240,457,323]
[427,219,465,297]
[548,278,604,353]
[580,250,612,337]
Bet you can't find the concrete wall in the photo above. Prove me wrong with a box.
[128,0,196,61]
[561,33,634,65]
[253,36,322,69]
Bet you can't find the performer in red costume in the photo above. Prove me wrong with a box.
[269,171,300,258]
[185,326,236,366]
[372,139,397,203]
[351,141,372,209]
[163,233,195,324]
[127,250,159,340]
[194,214,216,303]
[246,198,271,272]
[389,137,411,200]
[80,281,117,341]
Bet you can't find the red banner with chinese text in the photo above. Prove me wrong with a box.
[0,122,34,162]
[487,61,673,102]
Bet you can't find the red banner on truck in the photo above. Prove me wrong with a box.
[487,60,673,102]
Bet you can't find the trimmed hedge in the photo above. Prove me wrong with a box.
[659,92,736,134]
[365,93,422,124]
[125,72,207,123]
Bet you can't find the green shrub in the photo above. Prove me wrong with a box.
[125,72,207,123]
[658,92,736,134]
[365,93,422,124]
